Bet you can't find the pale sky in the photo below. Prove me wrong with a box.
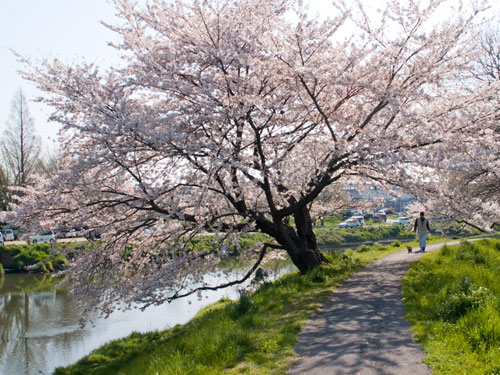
[0,0,121,151]
[0,0,498,152]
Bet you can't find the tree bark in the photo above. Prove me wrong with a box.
[286,234,327,274]
[261,205,327,273]
[291,204,328,272]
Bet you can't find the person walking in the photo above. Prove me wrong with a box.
[414,211,430,252]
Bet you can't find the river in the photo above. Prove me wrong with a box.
[0,261,294,375]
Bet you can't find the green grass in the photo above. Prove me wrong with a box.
[0,243,69,272]
[0,241,92,272]
[315,215,342,228]
[315,224,414,246]
[53,242,408,375]
[402,239,500,375]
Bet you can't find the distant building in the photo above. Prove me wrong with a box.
[341,183,415,212]
[342,184,362,201]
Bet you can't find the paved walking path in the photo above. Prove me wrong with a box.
[288,241,459,375]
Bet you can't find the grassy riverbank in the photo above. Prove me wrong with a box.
[54,240,412,375]
[402,238,500,375]
[0,243,72,272]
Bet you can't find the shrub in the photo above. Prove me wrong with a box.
[357,245,371,253]
[1,243,68,272]
[455,240,487,264]
[372,242,388,251]
[440,244,452,257]
[53,253,68,268]
[438,276,493,322]
[319,252,359,276]
[0,263,4,278]
[494,241,500,252]
[238,237,255,250]
[231,293,257,319]
[14,248,50,270]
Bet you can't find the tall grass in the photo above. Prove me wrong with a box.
[54,243,406,375]
[403,239,500,375]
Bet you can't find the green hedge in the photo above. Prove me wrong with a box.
[0,243,68,272]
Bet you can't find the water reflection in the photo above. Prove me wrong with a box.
[0,274,78,375]
[0,262,295,375]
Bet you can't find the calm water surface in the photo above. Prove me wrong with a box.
[0,265,292,375]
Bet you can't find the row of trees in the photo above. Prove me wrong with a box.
[7,0,500,322]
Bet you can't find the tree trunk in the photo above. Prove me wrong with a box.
[287,239,327,273]
[273,205,328,273]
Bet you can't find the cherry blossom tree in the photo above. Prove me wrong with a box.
[10,0,497,317]
[418,20,500,231]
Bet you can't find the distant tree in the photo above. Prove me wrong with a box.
[1,90,42,187]
[0,165,10,211]
[12,0,498,320]
[40,146,65,178]
[477,22,500,82]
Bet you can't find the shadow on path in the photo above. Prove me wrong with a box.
[288,242,460,375]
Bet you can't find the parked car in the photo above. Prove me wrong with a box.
[338,218,363,228]
[0,229,15,241]
[0,232,4,246]
[61,227,87,238]
[363,213,374,220]
[373,213,387,222]
[393,216,411,225]
[351,215,365,225]
[28,231,56,244]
